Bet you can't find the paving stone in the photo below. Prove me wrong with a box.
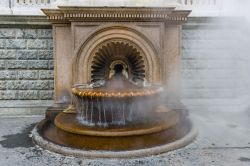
[0,111,249,165]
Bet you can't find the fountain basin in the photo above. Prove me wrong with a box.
[55,108,178,137]
[72,86,163,98]
[72,84,164,126]
[32,108,197,157]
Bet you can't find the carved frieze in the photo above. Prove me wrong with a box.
[42,7,190,23]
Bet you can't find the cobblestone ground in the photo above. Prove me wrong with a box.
[0,110,250,166]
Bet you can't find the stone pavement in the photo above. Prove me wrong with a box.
[0,110,249,166]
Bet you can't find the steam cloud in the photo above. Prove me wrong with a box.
[180,0,250,113]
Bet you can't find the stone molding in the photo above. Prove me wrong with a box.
[42,7,191,23]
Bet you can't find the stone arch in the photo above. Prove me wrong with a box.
[91,40,146,83]
[72,26,161,84]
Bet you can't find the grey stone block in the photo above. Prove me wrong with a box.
[182,60,235,70]
[16,29,37,39]
[181,79,236,89]
[182,69,236,79]
[37,29,52,39]
[0,71,16,80]
[47,39,53,49]
[0,29,15,38]
[27,39,47,49]
[0,50,16,59]
[39,70,54,79]
[6,80,29,90]
[29,80,49,90]
[0,60,5,69]
[17,50,37,59]
[182,89,235,98]
[182,50,235,60]
[18,70,38,80]
[0,39,5,48]
[183,29,241,40]
[6,39,26,49]
[39,90,54,99]
[48,60,54,69]
[48,80,54,89]
[0,90,16,99]
[27,60,48,69]
[0,81,6,90]
[37,50,53,59]
[182,39,239,50]
[18,90,39,99]
[6,60,27,69]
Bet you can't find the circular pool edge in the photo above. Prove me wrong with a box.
[31,119,198,158]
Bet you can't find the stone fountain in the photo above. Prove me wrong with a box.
[32,2,197,158]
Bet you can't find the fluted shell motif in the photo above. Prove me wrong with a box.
[91,42,146,82]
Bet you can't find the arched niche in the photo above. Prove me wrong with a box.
[72,26,161,85]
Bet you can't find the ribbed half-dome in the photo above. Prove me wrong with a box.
[91,42,146,82]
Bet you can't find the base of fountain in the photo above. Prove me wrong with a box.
[54,109,179,137]
[32,109,197,158]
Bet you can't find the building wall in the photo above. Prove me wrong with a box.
[181,18,250,112]
[0,27,54,101]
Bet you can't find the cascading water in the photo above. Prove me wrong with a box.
[72,64,163,127]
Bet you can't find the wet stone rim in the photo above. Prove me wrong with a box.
[72,86,163,98]
[31,119,198,158]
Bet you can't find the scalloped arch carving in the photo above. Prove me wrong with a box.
[72,26,161,84]
[91,41,146,82]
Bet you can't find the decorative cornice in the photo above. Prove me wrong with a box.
[42,7,191,23]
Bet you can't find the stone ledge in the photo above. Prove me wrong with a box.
[0,100,53,116]
[0,16,234,29]
[0,100,53,108]
[0,16,51,28]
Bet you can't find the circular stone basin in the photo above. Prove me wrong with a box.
[71,84,164,126]
[55,108,179,137]
[72,85,163,98]
[32,109,197,157]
